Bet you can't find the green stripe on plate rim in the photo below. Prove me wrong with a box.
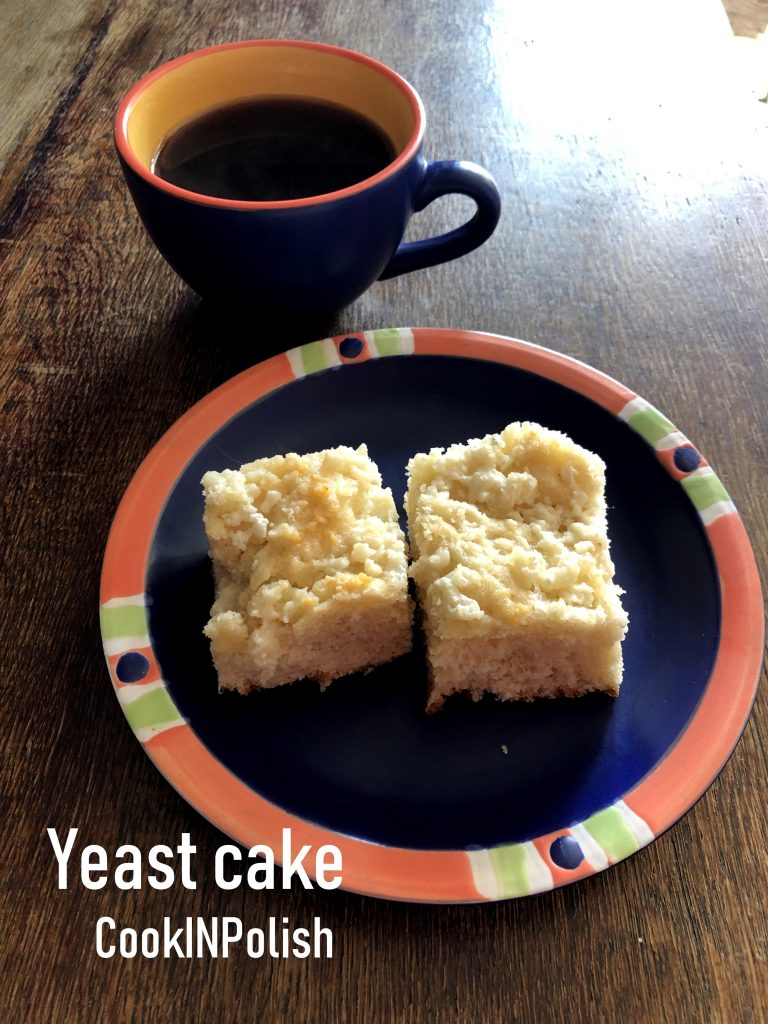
[467,800,654,899]
[618,398,734,521]
[285,329,415,379]
[582,806,640,862]
[681,469,731,511]
[300,340,334,375]
[468,841,553,899]
[369,327,401,356]
[100,603,149,640]
[624,405,676,447]
[120,686,184,734]
[486,843,531,898]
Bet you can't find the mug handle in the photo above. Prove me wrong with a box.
[378,160,501,280]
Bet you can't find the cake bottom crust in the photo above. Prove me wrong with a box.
[424,627,623,712]
[208,596,413,694]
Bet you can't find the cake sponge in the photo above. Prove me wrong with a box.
[202,445,413,692]
[406,422,628,711]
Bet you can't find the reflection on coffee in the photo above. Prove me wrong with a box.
[152,97,397,202]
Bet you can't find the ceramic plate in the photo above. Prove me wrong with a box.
[100,328,763,902]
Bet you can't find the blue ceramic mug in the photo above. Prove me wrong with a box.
[115,40,501,313]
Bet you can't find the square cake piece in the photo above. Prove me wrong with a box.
[202,445,413,693]
[406,422,628,711]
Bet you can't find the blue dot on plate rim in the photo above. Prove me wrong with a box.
[673,445,701,473]
[549,835,585,870]
[339,336,363,359]
[116,651,150,683]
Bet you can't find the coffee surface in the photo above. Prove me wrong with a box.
[152,97,397,201]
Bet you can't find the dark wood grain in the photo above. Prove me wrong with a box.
[2,1,767,1022]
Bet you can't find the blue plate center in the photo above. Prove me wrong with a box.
[147,355,719,850]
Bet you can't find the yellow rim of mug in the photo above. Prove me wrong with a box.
[114,39,425,211]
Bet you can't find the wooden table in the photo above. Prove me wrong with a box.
[3,1,767,1020]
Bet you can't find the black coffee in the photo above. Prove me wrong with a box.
[152,96,397,202]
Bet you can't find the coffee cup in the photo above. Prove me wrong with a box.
[114,40,501,313]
